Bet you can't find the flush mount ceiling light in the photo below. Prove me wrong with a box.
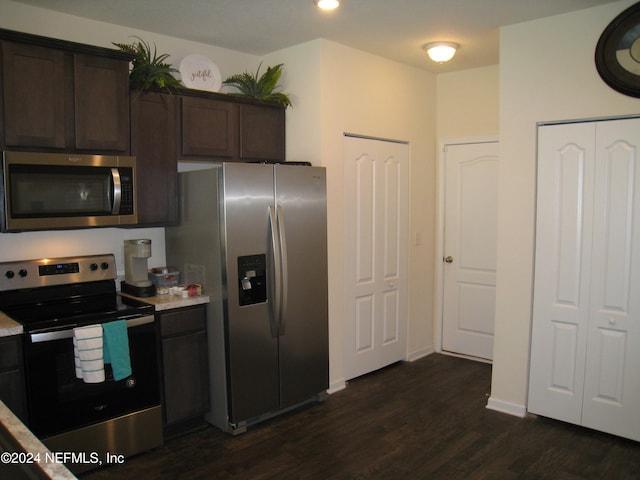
[314,0,340,10]
[423,42,459,63]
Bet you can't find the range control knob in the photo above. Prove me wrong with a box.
[5,270,15,279]
[101,262,110,270]
[18,269,28,278]
[90,263,99,271]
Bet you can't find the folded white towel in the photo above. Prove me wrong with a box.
[82,369,105,383]
[73,325,105,383]
[73,339,82,379]
[79,347,103,361]
[74,325,102,340]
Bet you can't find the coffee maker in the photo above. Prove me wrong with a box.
[121,239,156,297]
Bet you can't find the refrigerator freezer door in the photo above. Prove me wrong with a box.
[222,163,280,423]
[275,165,329,408]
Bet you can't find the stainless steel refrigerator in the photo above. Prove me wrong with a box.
[165,162,328,434]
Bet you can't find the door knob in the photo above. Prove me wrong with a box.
[444,256,454,263]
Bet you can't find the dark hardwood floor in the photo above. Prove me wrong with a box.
[82,354,640,479]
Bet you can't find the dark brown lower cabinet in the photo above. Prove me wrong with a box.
[158,305,209,437]
[0,335,27,423]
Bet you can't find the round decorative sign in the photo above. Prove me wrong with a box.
[179,54,222,92]
[595,1,640,97]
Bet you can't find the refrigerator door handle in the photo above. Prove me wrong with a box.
[276,205,288,335]
[268,205,282,337]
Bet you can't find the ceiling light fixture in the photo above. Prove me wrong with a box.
[423,42,459,63]
[314,0,340,10]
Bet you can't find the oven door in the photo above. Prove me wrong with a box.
[23,315,159,438]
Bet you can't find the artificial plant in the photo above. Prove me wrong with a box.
[113,37,182,92]
[223,63,292,108]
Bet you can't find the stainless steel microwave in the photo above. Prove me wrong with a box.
[1,151,138,232]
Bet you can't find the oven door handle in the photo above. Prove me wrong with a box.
[29,314,155,343]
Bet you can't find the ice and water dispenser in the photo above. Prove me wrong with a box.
[238,254,267,306]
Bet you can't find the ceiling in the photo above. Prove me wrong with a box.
[14,0,621,73]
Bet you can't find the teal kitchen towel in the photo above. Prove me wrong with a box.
[102,320,132,381]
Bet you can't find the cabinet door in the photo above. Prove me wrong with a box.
[239,104,285,161]
[181,96,237,158]
[162,331,209,425]
[159,307,209,427]
[1,41,65,148]
[131,92,178,225]
[581,118,640,442]
[74,53,130,151]
[528,122,596,424]
[0,336,27,422]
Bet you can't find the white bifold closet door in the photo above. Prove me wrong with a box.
[528,117,640,442]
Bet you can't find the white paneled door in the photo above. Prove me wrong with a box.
[343,135,409,381]
[442,142,498,360]
[529,118,640,442]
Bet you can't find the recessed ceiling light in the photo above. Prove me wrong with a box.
[423,42,459,63]
[314,0,340,10]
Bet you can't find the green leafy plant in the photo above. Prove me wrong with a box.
[112,37,182,92]
[223,63,292,108]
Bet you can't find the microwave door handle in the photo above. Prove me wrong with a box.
[111,168,122,214]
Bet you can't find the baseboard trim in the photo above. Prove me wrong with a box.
[486,396,527,418]
[407,345,435,362]
[328,378,346,394]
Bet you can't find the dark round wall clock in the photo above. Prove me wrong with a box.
[595,1,640,98]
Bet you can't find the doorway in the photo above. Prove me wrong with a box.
[343,135,410,380]
[440,140,499,361]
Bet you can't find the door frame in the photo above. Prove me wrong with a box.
[435,135,498,361]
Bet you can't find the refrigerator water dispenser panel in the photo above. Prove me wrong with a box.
[238,254,267,306]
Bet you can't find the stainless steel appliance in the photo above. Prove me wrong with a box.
[165,163,328,434]
[1,151,137,232]
[0,254,161,474]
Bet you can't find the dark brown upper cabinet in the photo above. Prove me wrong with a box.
[130,91,179,226]
[73,53,130,152]
[179,90,285,163]
[0,29,132,153]
[133,90,286,227]
[1,41,66,148]
[239,103,285,162]
[180,95,237,158]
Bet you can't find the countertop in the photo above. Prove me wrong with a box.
[0,401,76,480]
[0,311,23,338]
[121,292,210,311]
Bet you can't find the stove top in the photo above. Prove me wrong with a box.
[0,254,154,332]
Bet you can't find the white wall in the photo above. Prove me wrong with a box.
[437,65,499,140]
[264,39,437,390]
[489,0,640,416]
